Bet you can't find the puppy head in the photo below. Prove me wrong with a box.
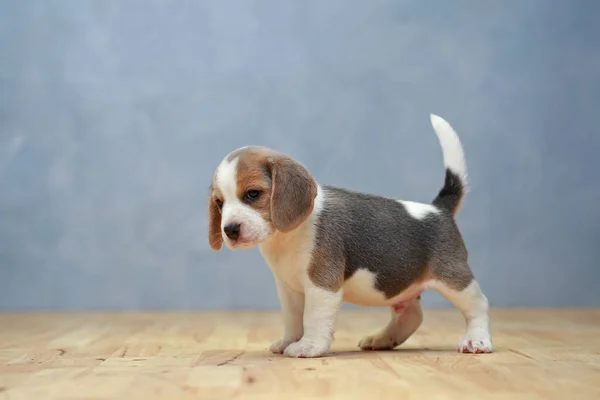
[208,146,318,250]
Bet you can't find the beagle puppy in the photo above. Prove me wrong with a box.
[208,114,493,358]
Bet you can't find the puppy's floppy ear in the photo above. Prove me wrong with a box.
[208,189,223,251]
[269,155,318,232]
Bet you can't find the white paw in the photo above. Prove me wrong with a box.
[283,338,330,358]
[269,337,300,354]
[358,333,398,351]
[457,332,493,354]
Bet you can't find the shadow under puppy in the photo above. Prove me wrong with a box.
[208,114,493,358]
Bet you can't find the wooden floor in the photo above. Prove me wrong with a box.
[1,310,599,399]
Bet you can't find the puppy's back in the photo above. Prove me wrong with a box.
[308,186,467,298]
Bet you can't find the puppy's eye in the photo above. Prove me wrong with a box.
[215,199,223,210]
[244,190,260,203]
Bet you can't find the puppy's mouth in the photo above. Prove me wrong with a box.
[224,236,261,250]
[225,230,274,249]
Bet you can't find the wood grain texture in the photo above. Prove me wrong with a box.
[1,310,599,399]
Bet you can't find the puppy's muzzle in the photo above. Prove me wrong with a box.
[223,223,241,240]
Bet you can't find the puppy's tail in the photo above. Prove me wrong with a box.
[430,114,468,216]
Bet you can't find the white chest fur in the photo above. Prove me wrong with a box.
[259,236,312,293]
[258,186,325,293]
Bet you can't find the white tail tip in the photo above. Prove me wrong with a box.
[429,113,468,187]
[430,113,449,130]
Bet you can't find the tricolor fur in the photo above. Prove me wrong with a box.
[208,114,492,357]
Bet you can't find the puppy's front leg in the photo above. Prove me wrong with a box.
[283,283,342,358]
[270,276,305,354]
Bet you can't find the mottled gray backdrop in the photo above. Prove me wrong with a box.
[1,1,599,311]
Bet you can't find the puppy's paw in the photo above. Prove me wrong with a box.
[283,338,329,358]
[457,332,493,354]
[269,337,299,354]
[358,333,398,351]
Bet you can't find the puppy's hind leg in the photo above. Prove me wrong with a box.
[359,297,423,351]
[432,267,493,354]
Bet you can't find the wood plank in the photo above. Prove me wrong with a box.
[0,310,599,399]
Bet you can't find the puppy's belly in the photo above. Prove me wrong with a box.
[342,268,427,307]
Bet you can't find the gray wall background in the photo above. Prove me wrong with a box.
[1,0,599,311]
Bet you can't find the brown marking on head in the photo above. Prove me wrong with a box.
[233,147,317,233]
[233,147,276,227]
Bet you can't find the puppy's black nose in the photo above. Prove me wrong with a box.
[223,223,241,240]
